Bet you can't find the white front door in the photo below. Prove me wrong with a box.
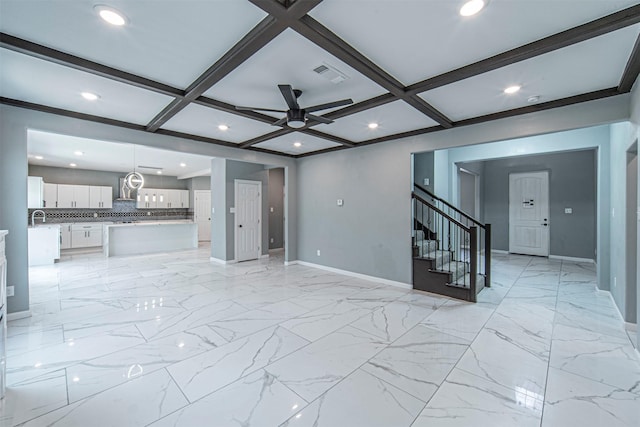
[194,190,211,242]
[235,180,262,262]
[509,171,550,256]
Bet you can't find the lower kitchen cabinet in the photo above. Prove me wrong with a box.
[70,224,103,248]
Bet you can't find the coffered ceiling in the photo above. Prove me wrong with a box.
[1,0,639,158]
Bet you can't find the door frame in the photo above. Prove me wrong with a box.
[508,170,550,256]
[193,190,211,242]
[234,179,262,262]
[457,167,480,219]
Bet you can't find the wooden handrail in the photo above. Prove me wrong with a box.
[414,183,485,228]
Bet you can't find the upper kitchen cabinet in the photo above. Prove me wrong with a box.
[89,186,113,209]
[43,183,58,208]
[137,188,157,209]
[27,176,43,209]
[166,189,189,208]
[57,184,90,208]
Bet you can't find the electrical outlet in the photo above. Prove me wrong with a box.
[270,207,274,213]
[614,277,617,288]
[317,250,321,256]
[93,212,98,218]
[270,238,274,243]
[7,286,14,297]
[147,212,151,216]
[423,178,429,186]
[564,208,572,214]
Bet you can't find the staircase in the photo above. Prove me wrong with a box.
[412,185,491,302]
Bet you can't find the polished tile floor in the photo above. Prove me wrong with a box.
[1,247,639,426]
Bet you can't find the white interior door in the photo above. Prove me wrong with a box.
[509,171,550,256]
[194,190,211,242]
[235,180,262,262]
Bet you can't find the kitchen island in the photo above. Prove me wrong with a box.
[103,220,198,257]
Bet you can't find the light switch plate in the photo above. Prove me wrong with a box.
[423,178,429,186]
[337,199,344,207]
[230,207,235,213]
[7,286,14,297]
[564,208,572,214]
[270,207,274,212]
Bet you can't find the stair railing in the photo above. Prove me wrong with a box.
[412,186,491,299]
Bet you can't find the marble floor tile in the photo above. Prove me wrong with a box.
[280,300,371,342]
[6,247,637,427]
[362,325,469,402]
[550,322,640,392]
[420,299,495,342]
[206,300,309,342]
[542,367,640,427]
[0,370,68,427]
[149,370,305,427]
[6,325,145,385]
[281,369,424,427]
[265,326,387,402]
[168,326,308,402]
[350,300,435,343]
[17,369,188,427]
[413,368,543,427]
[66,326,227,402]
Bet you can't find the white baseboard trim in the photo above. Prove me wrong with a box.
[491,249,509,254]
[259,254,269,259]
[603,290,626,323]
[292,260,412,290]
[625,321,637,332]
[549,255,596,264]
[209,257,237,265]
[7,310,31,321]
[284,260,298,266]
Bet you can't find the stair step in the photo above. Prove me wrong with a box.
[419,249,451,269]
[415,238,438,255]
[447,274,485,290]
[431,259,468,282]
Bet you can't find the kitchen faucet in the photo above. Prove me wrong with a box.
[31,209,46,227]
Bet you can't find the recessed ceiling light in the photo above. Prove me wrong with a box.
[69,163,77,167]
[34,155,44,160]
[527,95,541,103]
[180,162,186,167]
[156,170,162,175]
[368,122,379,129]
[74,151,84,156]
[293,142,302,148]
[94,5,128,26]
[81,92,100,101]
[504,85,521,94]
[218,124,229,131]
[460,0,486,17]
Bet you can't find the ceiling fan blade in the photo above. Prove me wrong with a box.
[305,98,353,113]
[272,117,288,127]
[278,84,300,110]
[306,113,334,125]
[236,106,287,113]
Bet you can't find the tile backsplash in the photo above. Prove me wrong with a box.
[28,199,192,223]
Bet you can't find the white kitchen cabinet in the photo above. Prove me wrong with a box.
[71,224,103,248]
[43,183,58,208]
[156,189,169,209]
[180,190,190,208]
[59,223,73,249]
[28,225,61,266]
[89,186,113,209]
[136,188,158,209]
[27,176,43,209]
[57,184,90,208]
[166,189,179,208]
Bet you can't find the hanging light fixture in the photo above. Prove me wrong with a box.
[120,145,145,200]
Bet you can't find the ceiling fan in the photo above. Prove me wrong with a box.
[236,84,353,128]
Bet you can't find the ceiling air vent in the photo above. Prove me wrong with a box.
[313,63,349,84]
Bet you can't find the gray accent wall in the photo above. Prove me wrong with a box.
[413,151,434,192]
[475,150,597,259]
[0,112,29,314]
[268,168,284,249]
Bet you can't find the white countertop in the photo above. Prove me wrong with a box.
[106,220,195,228]
[0,230,7,237]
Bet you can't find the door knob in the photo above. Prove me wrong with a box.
[239,224,243,228]
[542,223,548,226]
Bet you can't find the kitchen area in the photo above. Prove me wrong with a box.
[26,131,213,266]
